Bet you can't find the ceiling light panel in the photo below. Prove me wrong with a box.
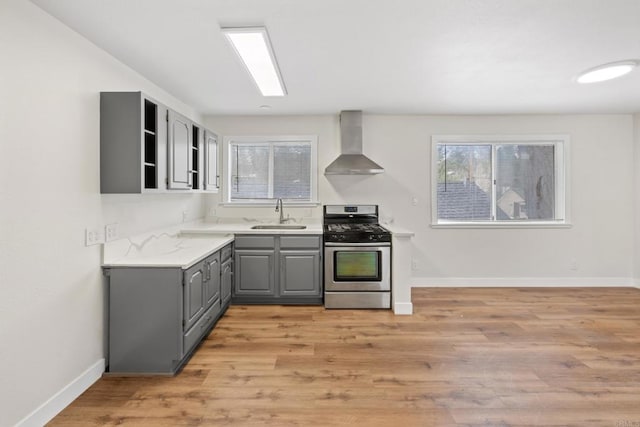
[222,27,287,97]
[577,60,638,84]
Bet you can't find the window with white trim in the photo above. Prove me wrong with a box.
[432,135,569,226]
[225,135,318,204]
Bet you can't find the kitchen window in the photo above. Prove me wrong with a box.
[431,135,569,228]
[224,135,318,204]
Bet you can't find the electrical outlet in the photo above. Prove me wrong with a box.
[85,227,104,246]
[105,223,118,242]
[570,258,578,271]
[182,210,189,223]
[411,259,418,271]
[411,197,419,206]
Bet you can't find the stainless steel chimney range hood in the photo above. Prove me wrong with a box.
[324,111,384,175]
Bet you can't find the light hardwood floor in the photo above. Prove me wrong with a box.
[50,288,640,426]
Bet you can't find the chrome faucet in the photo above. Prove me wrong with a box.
[275,198,288,224]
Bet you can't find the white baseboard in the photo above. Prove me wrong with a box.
[634,279,640,289]
[393,302,413,315]
[16,358,105,427]
[410,276,636,288]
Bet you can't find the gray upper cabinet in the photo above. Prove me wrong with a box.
[203,129,220,192]
[167,109,192,190]
[100,92,168,193]
[100,91,220,194]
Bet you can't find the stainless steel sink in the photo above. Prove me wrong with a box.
[251,224,307,230]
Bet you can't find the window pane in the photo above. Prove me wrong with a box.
[230,144,269,199]
[496,145,555,220]
[274,144,311,200]
[437,144,492,220]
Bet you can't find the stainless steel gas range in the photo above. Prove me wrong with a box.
[323,205,391,309]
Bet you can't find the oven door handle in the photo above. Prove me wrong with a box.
[324,242,391,247]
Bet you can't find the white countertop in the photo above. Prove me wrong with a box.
[382,224,415,238]
[102,219,411,269]
[180,220,323,235]
[180,220,412,236]
[103,231,234,269]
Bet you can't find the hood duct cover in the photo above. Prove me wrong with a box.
[324,111,384,175]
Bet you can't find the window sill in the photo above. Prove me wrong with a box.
[219,201,321,208]
[431,221,572,229]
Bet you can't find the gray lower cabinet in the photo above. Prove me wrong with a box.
[280,251,321,296]
[234,250,276,296]
[221,243,233,306]
[106,249,231,375]
[183,261,206,331]
[204,252,221,306]
[232,234,322,304]
[221,258,233,306]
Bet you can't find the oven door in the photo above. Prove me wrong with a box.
[324,243,391,291]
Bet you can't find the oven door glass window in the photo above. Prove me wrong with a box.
[334,251,381,281]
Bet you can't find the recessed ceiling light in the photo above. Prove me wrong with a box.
[576,60,638,84]
[221,26,287,97]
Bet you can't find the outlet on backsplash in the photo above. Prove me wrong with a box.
[85,227,104,246]
[105,223,119,242]
[182,210,188,223]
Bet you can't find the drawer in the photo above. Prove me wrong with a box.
[221,243,233,262]
[183,302,218,356]
[234,235,275,249]
[280,235,321,249]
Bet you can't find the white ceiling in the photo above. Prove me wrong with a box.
[31,0,640,115]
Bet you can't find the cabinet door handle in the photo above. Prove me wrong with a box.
[216,175,220,188]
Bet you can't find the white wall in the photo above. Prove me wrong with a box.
[205,114,635,283]
[0,1,205,425]
[204,115,337,220]
[634,113,640,286]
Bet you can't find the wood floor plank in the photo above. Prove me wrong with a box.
[48,287,640,426]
